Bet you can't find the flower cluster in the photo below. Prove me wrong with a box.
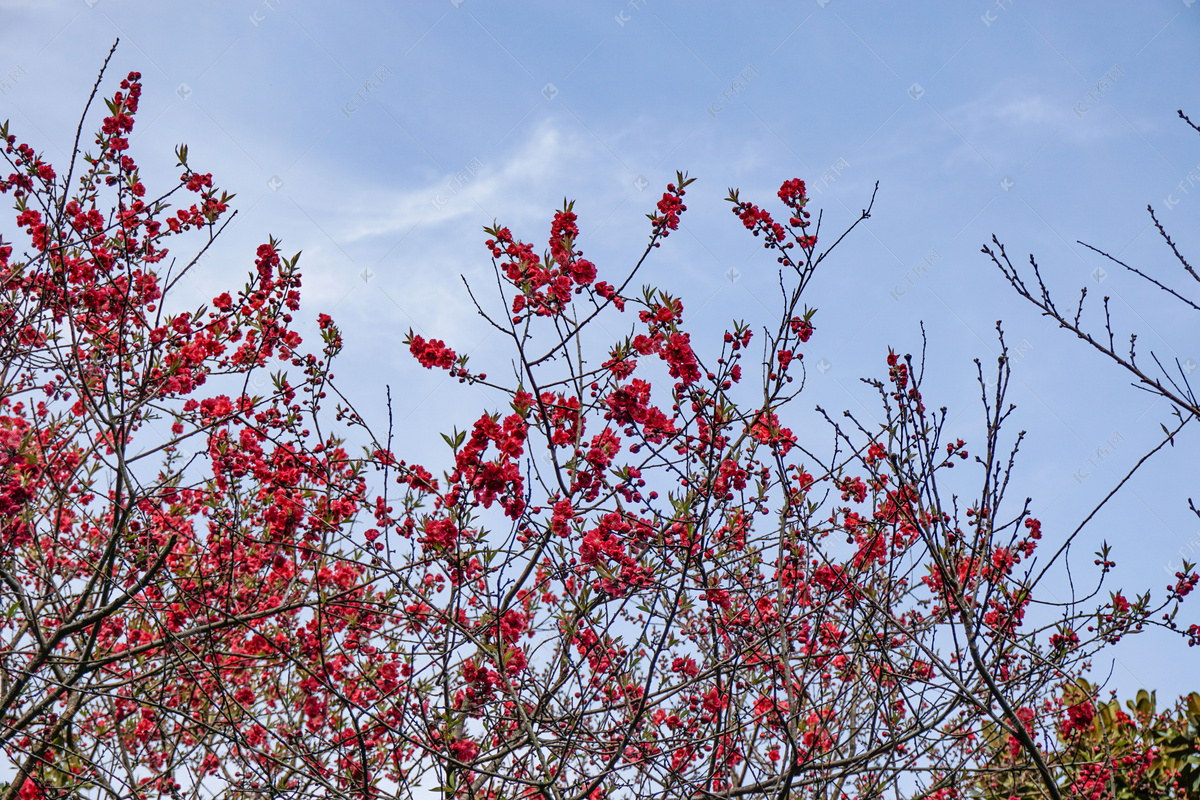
[407,332,457,369]
[648,172,693,238]
[487,202,604,321]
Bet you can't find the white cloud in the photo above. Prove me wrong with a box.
[942,79,1126,147]
[340,120,599,244]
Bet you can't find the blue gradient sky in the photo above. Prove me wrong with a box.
[3,0,1199,699]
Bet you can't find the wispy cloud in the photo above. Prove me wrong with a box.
[942,78,1128,149]
[340,119,604,244]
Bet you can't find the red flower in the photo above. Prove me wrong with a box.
[1063,701,1095,735]
[408,333,456,370]
[663,332,700,385]
[789,316,814,342]
[449,738,480,763]
[650,178,689,236]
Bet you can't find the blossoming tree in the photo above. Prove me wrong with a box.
[1,52,1193,800]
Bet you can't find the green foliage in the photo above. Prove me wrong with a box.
[970,681,1200,799]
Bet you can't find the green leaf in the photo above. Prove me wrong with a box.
[1137,688,1152,716]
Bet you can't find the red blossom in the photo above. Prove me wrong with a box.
[407,332,457,369]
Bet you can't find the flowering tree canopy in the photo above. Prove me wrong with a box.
[0,53,1194,800]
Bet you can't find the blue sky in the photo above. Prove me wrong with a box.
[3,0,1199,699]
